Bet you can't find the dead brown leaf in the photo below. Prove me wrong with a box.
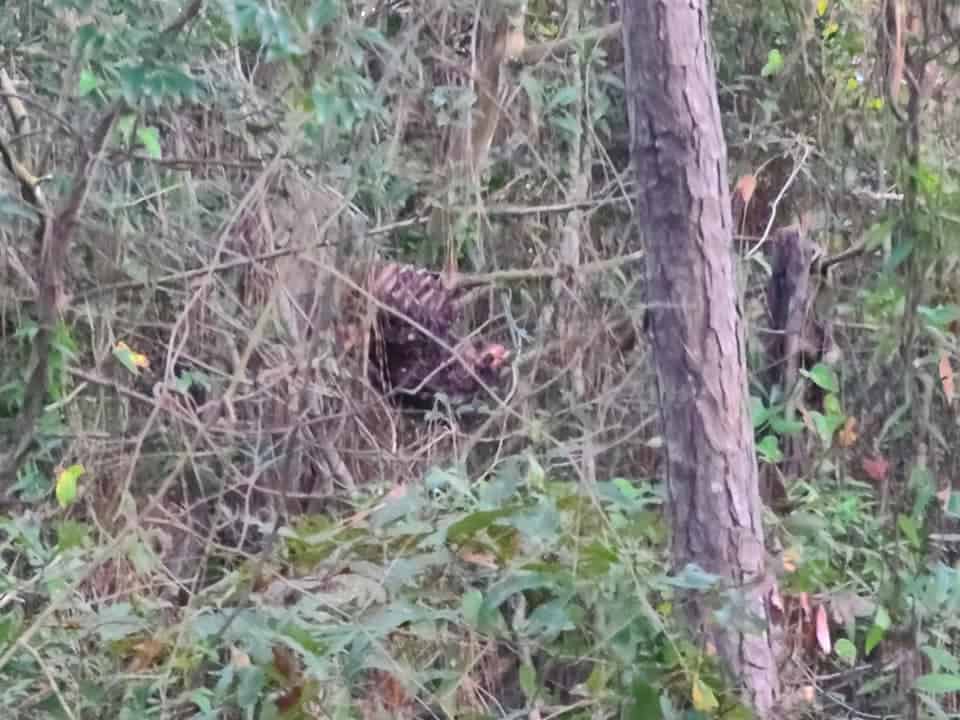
[837,416,858,448]
[128,637,167,672]
[459,550,499,569]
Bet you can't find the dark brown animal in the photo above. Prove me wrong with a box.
[343,262,510,408]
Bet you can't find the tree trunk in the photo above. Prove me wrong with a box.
[621,2,782,715]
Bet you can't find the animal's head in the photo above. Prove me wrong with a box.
[461,341,510,382]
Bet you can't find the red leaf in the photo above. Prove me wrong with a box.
[815,605,832,654]
[862,455,889,482]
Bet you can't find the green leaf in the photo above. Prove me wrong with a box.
[761,49,784,77]
[112,345,141,375]
[922,646,960,674]
[918,304,960,329]
[461,589,483,627]
[482,572,565,614]
[756,434,783,464]
[0,613,21,646]
[750,395,769,429]
[873,605,891,630]
[835,638,856,664]
[915,673,960,694]
[55,464,85,508]
[864,624,885,656]
[664,563,719,590]
[802,363,840,393]
[525,597,576,640]
[307,0,339,30]
[586,663,608,696]
[946,489,960,519]
[549,86,579,108]
[897,513,921,548]
[525,454,545,489]
[135,126,162,159]
[519,663,537,699]
[628,680,663,720]
[884,239,914,272]
[117,65,148,106]
[446,509,513,544]
[769,415,806,435]
[57,520,90,550]
[580,540,619,576]
[822,393,842,417]
[77,69,99,96]
[549,111,580,137]
[236,666,266,708]
[692,677,719,711]
[115,114,137,145]
[0,192,40,222]
[865,219,894,249]
[809,410,844,448]
[519,72,544,107]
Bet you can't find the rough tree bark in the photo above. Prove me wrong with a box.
[621,2,782,715]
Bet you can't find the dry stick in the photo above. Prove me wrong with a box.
[450,194,630,216]
[0,92,82,146]
[450,248,644,289]
[70,213,641,305]
[0,71,28,136]
[0,0,211,672]
[0,451,193,673]
[520,21,622,64]
[1,0,206,487]
[21,642,77,720]
[0,100,120,486]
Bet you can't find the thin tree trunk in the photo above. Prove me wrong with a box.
[621,2,782,715]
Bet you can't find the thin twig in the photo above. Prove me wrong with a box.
[746,144,813,260]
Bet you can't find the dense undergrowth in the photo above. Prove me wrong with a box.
[1,1,960,719]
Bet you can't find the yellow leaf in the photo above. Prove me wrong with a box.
[114,341,150,373]
[692,677,719,712]
[526,454,545,488]
[816,0,828,17]
[55,464,85,508]
[783,546,802,572]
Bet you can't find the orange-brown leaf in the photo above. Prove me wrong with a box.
[272,645,298,681]
[837,417,858,448]
[731,175,758,236]
[128,638,167,672]
[733,175,758,207]
[940,352,955,403]
[275,685,304,713]
[459,550,499,569]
